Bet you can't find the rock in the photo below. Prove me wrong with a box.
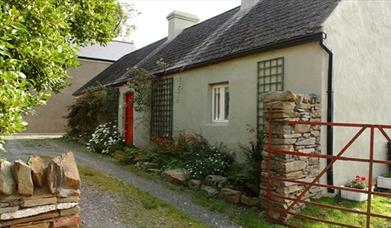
[146,168,161,173]
[140,162,160,170]
[22,197,57,208]
[294,124,311,133]
[27,155,46,188]
[204,175,228,189]
[201,185,218,197]
[296,138,316,146]
[58,188,80,198]
[47,156,62,194]
[0,160,16,195]
[60,206,80,216]
[264,101,295,111]
[13,160,34,196]
[261,91,297,103]
[61,152,80,190]
[57,196,80,203]
[1,204,56,220]
[0,206,18,214]
[53,213,80,228]
[187,179,201,190]
[161,169,189,185]
[282,161,306,173]
[219,188,241,204]
[240,195,260,207]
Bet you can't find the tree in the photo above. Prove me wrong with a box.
[0,0,131,146]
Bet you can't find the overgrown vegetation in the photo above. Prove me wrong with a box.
[66,87,118,142]
[0,0,130,144]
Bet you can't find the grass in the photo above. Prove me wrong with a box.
[288,196,391,228]
[78,165,206,228]
[188,190,282,228]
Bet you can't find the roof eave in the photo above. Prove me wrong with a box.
[154,32,324,76]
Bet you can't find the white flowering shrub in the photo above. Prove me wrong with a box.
[185,146,234,179]
[86,122,124,154]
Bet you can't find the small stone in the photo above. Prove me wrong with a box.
[27,155,46,188]
[0,160,16,195]
[283,161,306,173]
[146,168,161,173]
[13,160,34,196]
[219,188,241,204]
[22,197,57,208]
[204,175,228,189]
[187,179,201,190]
[201,185,218,197]
[296,138,316,146]
[140,162,160,170]
[53,213,80,227]
[61,152,80,190]
[161,169,189,185]
[240,195,260,207]
[294,124,311,133]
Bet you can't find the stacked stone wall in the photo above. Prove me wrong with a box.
[0,152,80,227]
[260,91,322,221]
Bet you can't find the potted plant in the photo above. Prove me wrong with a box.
[377,142,391,189]
[341,176,373,202]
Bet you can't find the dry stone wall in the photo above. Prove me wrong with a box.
[0,152,80,227]
[260,91,322,221]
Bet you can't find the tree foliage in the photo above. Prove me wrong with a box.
[0,0,127,142]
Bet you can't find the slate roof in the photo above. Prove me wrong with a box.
[74,0,338,96]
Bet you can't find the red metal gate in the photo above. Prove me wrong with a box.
[265,120,391,227]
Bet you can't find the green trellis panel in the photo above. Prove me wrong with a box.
[257,57,285,134]
[151,77,174,138]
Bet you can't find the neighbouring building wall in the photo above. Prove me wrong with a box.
[24,59,112,133]
[170,42,327,154]
[322,1,391,186]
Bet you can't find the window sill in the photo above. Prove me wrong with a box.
[206,122,229,127]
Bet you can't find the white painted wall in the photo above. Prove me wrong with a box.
[171,42,327,157]
[118,86,151,148]
[322,0,391,186]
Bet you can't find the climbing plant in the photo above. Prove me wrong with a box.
[126,68,156,113]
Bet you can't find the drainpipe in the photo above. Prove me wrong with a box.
[319,33,334,193]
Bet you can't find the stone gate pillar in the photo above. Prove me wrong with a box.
[260,91,322,221]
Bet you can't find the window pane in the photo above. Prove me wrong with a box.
[224,87,229,120]
[217,88,221,120]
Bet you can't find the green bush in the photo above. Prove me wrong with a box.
[66,87,117,138]
[149,133,234,178]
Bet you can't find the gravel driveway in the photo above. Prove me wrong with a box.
[3,136,239,228]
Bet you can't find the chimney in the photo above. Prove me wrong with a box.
[167,11,199,40]
[241,0,259,10]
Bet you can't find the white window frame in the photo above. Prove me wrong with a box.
[211,84,229,123]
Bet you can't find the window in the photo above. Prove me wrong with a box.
[212,84,229,122]
[151,78,174,138]
[257,57,284,133]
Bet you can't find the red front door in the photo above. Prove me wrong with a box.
[124,92,134,145]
